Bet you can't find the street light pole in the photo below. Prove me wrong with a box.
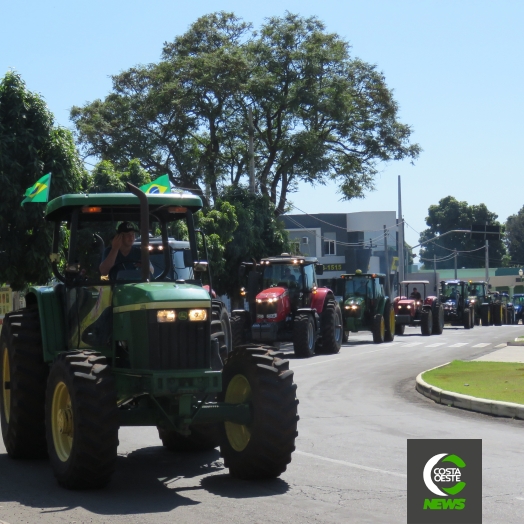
[434,253,437,293]
[485,240,489,282]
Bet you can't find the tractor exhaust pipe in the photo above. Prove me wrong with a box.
[126,182,150,282]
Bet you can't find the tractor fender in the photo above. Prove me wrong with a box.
[25,285,68,362]
[232,309,251,327]
[424,296,439,307]
[296,308,321,331]
[310,288,333,314]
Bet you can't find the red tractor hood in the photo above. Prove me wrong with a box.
[257,287,287,300]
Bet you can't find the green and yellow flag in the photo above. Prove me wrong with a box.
[21,173,51,206]
[139,174,171,194]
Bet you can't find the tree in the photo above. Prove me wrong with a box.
[505,206,524,266]
[418,196,506,270]
[71,12,420,214]
[0,72,85,289]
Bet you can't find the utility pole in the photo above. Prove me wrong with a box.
[434,254,437,293]
[485,240,489,282]
[248,107,255,194]
[384,225,391,297]
[454,249,457,279]
[398,175,405,284]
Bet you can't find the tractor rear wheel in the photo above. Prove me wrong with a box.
[0,309,48,459]
[219,346,299,479]
[293,314,316,358]
[342,331,349,343]
[211,302,232,362]
[493,304,502,326]
[384,302,395,342]
[372,314,385,344]
[421,310,432,336]
[315,300,342,354]
[45,351,118,489]
[431,303,444,335]
[395,323,405,335]
[481,304,491,326]
[230,314,246,349]
[158,425,219,452]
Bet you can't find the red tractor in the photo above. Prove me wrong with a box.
[393,280,444,336]
[231,254,343,358]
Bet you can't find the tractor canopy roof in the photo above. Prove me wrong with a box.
[340,272,386,279]
[441,280,466,285]
[259,254,318,266]
[513,294,524,298]
[45,192,203,222]
[400,280,429,285]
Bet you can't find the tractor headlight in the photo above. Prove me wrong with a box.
[189,309,207,321]
[157,310,176,323]
[407,305,411,309]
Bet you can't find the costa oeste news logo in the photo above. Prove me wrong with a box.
[407,439,482,524]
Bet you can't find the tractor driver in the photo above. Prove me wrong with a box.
[410,287,422,301]
[283,267,297,283]
[99,221,153,279]
[355,279,368,296]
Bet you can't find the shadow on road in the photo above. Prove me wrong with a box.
[0,444,290,517]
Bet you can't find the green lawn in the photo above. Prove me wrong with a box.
[422,360,524,404]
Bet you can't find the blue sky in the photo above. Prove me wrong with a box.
[2,0,523,254]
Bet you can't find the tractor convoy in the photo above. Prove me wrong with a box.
[0,183,519,490]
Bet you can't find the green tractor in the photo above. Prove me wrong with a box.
[333,271,395,344]
[0,185,298,488]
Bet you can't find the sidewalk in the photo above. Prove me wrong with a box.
[416,342,524,420]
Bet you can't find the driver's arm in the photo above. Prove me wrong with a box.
[99,235,123,276]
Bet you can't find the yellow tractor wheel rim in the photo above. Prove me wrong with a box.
[389,309,395,333]
[224,374,252,452]
[2,347,10,423]
[51,381,74,462]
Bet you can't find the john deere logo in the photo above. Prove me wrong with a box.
[178,311,188,321]
[407,439,482,524]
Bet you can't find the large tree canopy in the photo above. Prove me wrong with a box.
[418,196,506,270]
[71,11,420,214]
[0,72,85,289]
[505,206,524,266]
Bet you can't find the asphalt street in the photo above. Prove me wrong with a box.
[1,324,523,523]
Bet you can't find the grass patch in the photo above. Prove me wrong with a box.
[422,360,524,404]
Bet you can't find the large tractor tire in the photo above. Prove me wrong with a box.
[395,323,405,335]
[431,303,444,335]
[230,314,247,349]
[219,346,299,479]
[0,309,48,459]
[421,310,432,336]
[481,304,491,326]
[474,314,481,326]
[45,351,118,489]
[211,302,232,361]
[372,314,385,344]
[158,425,219,452]
[315,300,342,355]
[493,304,503,326]
[463,308,472,329]
[342,330,349,343]
[384,302,395,343]
[293,314,316,358]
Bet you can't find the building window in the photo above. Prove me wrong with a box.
[324,233,336,256]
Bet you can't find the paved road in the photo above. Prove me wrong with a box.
[1,324,523,523]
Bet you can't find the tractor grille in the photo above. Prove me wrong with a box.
[147,310,211,370]
[256,301,277,317]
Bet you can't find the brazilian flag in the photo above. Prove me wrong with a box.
[21,173,51,206]
[140,174,171,194]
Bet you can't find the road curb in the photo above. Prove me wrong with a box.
[415,363,524,420]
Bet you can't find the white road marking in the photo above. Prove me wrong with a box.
[295,450,406,478]
[495,343,507,348]
[425,343,446,348]
[472,343,491,348]
[449,343,468,347]
[400,342,422,347]
[293,357,341,368]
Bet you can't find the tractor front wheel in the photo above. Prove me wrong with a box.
[219,347,299,479]
[372,314,385,344]
[315,300,342,354]
[0,309,48,459]
[384,302,395,342]
[211,302,232,362]
[395,323,405,335]
[230,314,247,349]
[45,351,118,489]
[463,308,472,329]
[293,314,316,358]
[421,310,432,336]
[481,304,491,326]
